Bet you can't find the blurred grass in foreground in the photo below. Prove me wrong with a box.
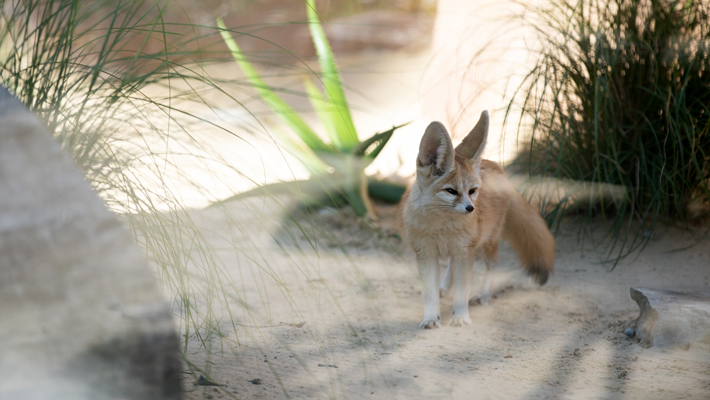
[0,0,305,352]
[0,0,412,395]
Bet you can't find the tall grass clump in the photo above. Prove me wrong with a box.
[508,0,710,263]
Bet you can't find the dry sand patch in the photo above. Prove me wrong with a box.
[179,200,710,399]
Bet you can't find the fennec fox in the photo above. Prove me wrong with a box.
[400,111,555,328]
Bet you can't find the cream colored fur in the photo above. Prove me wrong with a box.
[399,111,555,329]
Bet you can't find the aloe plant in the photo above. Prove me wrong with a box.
[216,0,406,218]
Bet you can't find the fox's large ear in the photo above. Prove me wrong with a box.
[455,110,489,165]
[417,121,455,178]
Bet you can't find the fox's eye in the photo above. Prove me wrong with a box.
[469,188,477,195]
[445,188,458,196]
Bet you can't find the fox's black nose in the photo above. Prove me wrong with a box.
[465,205,474,213]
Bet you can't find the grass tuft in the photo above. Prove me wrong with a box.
[506,0,710,265]
[0,0,284,352]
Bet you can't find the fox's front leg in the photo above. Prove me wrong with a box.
[439,258,452,298]
[449,252,474,327]
[416,254,440,329]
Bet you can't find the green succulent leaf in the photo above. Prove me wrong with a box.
[303,76,341,149]
[367,177,407,203]
[268,125,330,175]
[216,175,347,203]
[351,123,408,166]
[217,17,331,155]
[305,0,358,151]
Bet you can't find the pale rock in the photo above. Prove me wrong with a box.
[0,86,181,400]
[631,287,710,349]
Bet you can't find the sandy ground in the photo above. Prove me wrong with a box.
[161,2,710,398]
[176,197,710,400]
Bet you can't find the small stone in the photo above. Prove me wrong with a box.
[197,375,219,386]
[624,328,635,337]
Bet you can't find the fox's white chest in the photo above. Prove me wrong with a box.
[402,205,478,258]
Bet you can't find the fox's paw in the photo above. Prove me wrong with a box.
[469,292,491,306]
[448,315,471,327]
[419,317,441,329]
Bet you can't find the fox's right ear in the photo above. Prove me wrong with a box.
[455,110,489,166]
[417,121,455,178]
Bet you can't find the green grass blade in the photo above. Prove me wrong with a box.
[217,17,331,155]
[305,0,358,151]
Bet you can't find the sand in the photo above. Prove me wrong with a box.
[170,2,710,396]
[177,199,710,400]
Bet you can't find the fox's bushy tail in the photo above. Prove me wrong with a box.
[502,191,555,285]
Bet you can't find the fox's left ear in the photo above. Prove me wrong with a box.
[455,110,489,165]
[417,121,455,178]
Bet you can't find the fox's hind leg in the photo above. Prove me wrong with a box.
[439,258,452,298]
[470,241,498,306]
[449,252,474,327]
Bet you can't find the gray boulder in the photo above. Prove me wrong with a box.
[0,86,181,399]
